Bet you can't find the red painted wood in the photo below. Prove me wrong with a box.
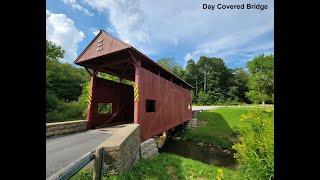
[88,77,134,128]
[136,67,192,141]
[87,67,192,141]
[87,76,96,129]
[75,31,130,64]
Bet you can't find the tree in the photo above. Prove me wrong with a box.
[197,91,211,105]
[46,40,90,122]
[197,56,232,103]
[185,59,200,100]
[230,68,249,103]
[157,58,186,79]
[246,54,274,105]
[47,61,89,101]
[184,56,250,105]
[46,40,65,62]
[46,40,89,102]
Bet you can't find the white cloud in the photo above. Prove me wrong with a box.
[62,0,94,16]
[184,22,274,62]
[83,0,274,67]
[90,28,100,36]
[84,0,152,53]
[184,53,192,62]
[46,9,85,63]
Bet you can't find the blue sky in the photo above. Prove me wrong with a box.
[46,0,274,68]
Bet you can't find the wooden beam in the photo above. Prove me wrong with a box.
[121,61,132,77]
[93,68,99,77]
[85,67,93,76]
[99,67,134,81]
[128,50,140,67]
[101,57,131,67]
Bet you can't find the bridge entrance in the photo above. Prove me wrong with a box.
[88,76,134,128]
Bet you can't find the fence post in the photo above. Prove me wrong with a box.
[93,147,104,180]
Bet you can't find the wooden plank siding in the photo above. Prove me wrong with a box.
[136,67,192,141]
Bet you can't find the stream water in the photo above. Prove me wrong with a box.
[159,139,237,169]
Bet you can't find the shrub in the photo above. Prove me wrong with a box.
[197,91,211,105]
[70,169,92,180]
[215,168,224,180]
[232,108,274,179]
[46,110,64,123]
[60,101,85,120]
[46,91,60,113]
[46,100,86,123]
[77,82,90,118]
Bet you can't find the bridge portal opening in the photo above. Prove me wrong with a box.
[88,74,135,128]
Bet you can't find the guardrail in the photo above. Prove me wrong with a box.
[47,147,105,180]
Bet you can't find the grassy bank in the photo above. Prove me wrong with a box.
[71,106,273,180]
[72,153,240,180]
[180,107,255,149]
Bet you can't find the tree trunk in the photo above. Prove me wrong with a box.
[204,71,206,92]
[195,77,198,96]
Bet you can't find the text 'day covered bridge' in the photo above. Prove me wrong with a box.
[75,30,193,141]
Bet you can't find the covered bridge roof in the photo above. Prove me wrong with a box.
[74,30,193,90]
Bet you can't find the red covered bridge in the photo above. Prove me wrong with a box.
[74,30,193,141]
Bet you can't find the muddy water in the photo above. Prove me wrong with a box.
[159,139,237,169]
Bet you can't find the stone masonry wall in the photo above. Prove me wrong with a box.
[46,120,87,137]
[140,138,159,159]
[185,117,207,129]
[100,124,141,175]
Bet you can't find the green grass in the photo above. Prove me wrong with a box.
[72,153,240,180]
[180,107,270,149]
[71,106,273,180]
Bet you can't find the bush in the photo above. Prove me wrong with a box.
[70,169,92,180]
[46,110,64,123]
[197,91,211,105]
[232,108,274,179]
[60,101,86,120]
[46,91,60,113]
[46,100,86,123]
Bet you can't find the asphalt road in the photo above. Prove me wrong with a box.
[46,130,113,178]
[192,106,219,111]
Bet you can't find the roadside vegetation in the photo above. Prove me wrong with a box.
[71,106,274,179]
[72,153,240,180]
[181,106,274,179]
[46,41,89,122]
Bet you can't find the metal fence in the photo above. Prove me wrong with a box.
[47,147,105,180]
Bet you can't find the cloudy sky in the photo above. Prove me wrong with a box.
[46,0,274,68]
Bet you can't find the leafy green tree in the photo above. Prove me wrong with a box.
[196,56,233,104]
[184,56,252,105]
[185,59,200,102]
[197,91,211,105]
[77,82,91,117]
[246,54,274,104]
[46,40,90,122]
[47,61,89,101]
[157,58,186,79]
[46,91,60,113]
[46,40,65,62]
[229,68,249,103]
